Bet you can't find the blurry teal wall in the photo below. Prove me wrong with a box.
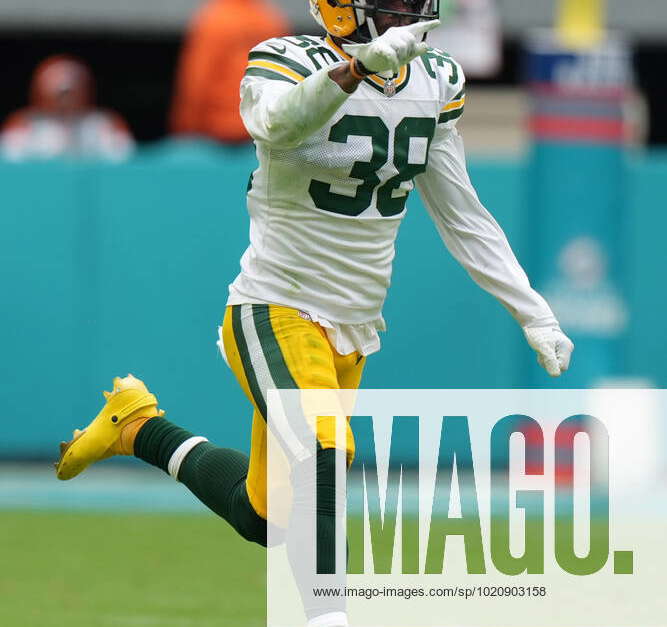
[1,143,665,457]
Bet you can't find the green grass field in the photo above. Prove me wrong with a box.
[0,511,265,627]
[0,508,615,626]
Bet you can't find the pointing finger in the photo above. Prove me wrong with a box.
[402,19,441,38]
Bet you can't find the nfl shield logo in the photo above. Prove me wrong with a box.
[383,78,396,98]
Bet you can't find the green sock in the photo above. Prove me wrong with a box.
[133,417,193,471]
[134,418,267,546]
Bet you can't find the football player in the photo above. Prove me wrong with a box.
[56,2,574,626]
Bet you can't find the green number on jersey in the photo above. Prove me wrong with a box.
[309,115,389,217]
[421,50,459,85]
[376,117,436,217]
[284,35,321,49]
[308,115,435,217]
[306,47,340,70]
[280,36,339,69]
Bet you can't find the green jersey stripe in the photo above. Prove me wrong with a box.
[438,106,464,124]
[248,51,313,78]
[251,305,299,391]
[453,87,465,101]
[251,304,316,453]
[231,305,268,418]
[244,67,297,84]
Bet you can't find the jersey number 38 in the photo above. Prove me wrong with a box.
[309,115,436,217]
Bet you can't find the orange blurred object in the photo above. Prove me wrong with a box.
[170,0,290,143]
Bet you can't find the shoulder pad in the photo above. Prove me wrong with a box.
[245,36,341,85]
[420,48,464,89]
[245,38,316,85]
[419,48,466,126]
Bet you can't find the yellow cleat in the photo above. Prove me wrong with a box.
[55,374,164,481]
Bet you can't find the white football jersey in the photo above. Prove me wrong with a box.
[228,34,555,355]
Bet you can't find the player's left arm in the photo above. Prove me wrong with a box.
[415,74,573,376]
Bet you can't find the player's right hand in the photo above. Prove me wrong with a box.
[342,20,440,76]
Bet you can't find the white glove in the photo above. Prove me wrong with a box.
[523,325,574,377]
[342,20,440,76]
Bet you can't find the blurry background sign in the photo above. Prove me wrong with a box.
[524,0,633,386]
[555,0,605,49]
[426,0,502,78]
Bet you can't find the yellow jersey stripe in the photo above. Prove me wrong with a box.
[366,65,408,88]
[246,60,305,83]
[441,96,466,112]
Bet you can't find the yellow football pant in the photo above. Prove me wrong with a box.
[220,303,365,520]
